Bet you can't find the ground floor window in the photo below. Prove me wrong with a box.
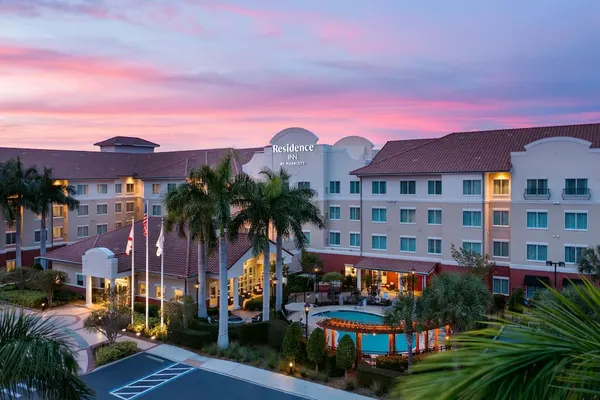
[155,285,165,299]
[100,278,105,289]
[525,285,545,300]
[6,260,16,272]
[76,274,84,287]
[139,283,146,296]
[492,277,509,295]
[173,288,184,300]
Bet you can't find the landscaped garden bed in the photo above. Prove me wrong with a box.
[92,341,139,367]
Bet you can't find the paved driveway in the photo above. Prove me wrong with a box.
[83,353,304,400]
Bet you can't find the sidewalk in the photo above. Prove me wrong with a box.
[147,344,372,400]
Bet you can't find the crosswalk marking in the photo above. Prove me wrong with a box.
[110,363,195,400]
[2,384,36,399]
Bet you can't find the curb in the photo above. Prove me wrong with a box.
[83,350,143,375]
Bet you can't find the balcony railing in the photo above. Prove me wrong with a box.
[562,188,591,200]
[523,188,551,200]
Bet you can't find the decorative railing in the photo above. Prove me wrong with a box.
[562,188,591,200]
[523,188,551,200]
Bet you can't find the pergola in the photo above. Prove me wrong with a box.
[316,318,450,361]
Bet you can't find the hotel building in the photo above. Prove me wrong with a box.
[1,124,599,305]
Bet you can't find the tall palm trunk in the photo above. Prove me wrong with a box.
[217,229,229,349]
[262,238,271,321]
[275,234,283,312]
[15,204,22,268]
[197,239,208,318]
[40,210,47,269]
[406,330,414,370]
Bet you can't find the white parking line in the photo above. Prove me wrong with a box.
[110,363,195,400]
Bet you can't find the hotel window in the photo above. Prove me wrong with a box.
[462,180,482,195]
[329,206,341,220]
[152,205,162,216]
[139,283,146,296]
[34,229,48,243]
[493,179,510,195]
[155,285,165,299]
[115,203,122,213]
[493,210,509,227]
[371,207,387,223]
[76,274,84,287]
[6,260,16,272]
[5,232,17,246]
[97,184,108,194]
[96,224,108,235]
[52,205,64,218]
[77,226,89,238]
[167,183,177,192]
[350,181,360,194]
[115,221,123,229]
[428,238,442,255]
[173,288,184,300]
[371,181,387,195]
[115,183,122,194]
[53,226,64,240]
[152,184,161,194]
[462,210,482,227]
[372,235,387,251]
[126,183,135,194]
[76,184,88,195]
[349,233,361,247]
[428,180,442,195]
[565,178,588,196]
[428,209,442,225]
[126,202,135,213]
[77,204,89,216]
[493,241,509,258]
[400,208,416,224]
[302,231,311,245]
[526,244,548,262]
[96,204,108,215]
[349,206,361,221]
[400,237,416,253]
[297,182,310,189]
[526,211,548,229]
[329,231,341,246]
[400,180,416,195]
[565,245,586,264]
[526,179,548,196]
[329,181,341,194]
[463,241,482,255]
[492,277,509,295]
[565,212,587,230]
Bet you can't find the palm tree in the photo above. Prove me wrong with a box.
[397,279,600,400]
[0,309,94,399]
[579,245,600,282]
[383,294,423,368]
[229,177,272,320]
[420,272,491,334]
[260,167,324,312]
[163,175,216,318]
[196,152,239,348]
[31,167,79,268]
[0,157,39,267]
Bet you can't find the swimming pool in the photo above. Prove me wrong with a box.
[313,310,415,354]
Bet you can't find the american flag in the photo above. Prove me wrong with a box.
[142,203,148,237]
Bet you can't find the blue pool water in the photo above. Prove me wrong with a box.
[314,310,416,354]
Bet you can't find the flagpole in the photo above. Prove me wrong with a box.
[145,200,149,330]
[160,217,164,330]
[131,217,135,325]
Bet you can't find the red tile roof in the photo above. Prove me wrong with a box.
[43,217,257,278]
[94,136,160,148]
[369,138,435,163]
[355,256,437,275]
[353,123,600,175]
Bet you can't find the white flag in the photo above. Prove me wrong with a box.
[156,224,164,257]
[125,224,134,256]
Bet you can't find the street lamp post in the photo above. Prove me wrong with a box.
[546,261,565,288]
[304,302,310,338]
[411,267,416,298]
[194,282,199,305]
[272,279,277,312]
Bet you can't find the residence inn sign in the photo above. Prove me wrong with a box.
[269,127,319,166]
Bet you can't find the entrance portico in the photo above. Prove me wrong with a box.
[82,247,130,307]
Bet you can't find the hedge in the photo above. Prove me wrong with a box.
[267,319,289,350]
[169,328,212,349]
[0,289,47,308]
[187,319,241,341]
[238,322,270,346]
[325,349,345,378]
[134,302,161,318]
[375,355,409,372]
[244,296,263,311]
[356,362,402,391]
[95,341,137,366]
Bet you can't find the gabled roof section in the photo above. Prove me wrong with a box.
[352,123,600,176]
[94,136,159,148]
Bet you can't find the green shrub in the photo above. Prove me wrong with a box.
[187,319,240,341]
[344,378,356,391]
[202,342,219,356]
[278,357,292,373]
[244,296,263,311]
[375,354,409,372]
[356,362,401,392]
[32,263,44,271]
[325,349,345,377]
[267,319,289,350]
[95,341,137,366]
[307,327,326,372]
[207,307,219,316]
[238,321,269,346]
[0,289,46,308]
[283,323,303,361]
[267,352,278,370]
[128,312,159,333]
[169,327,212,349]
[134,302,160,318]
[54,289,85,303]
[336,334,356,373]
[223,343,242,361]
[508,287,525,313]
[372,381,387,397]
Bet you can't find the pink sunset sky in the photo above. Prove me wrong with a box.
[1,0,600,151]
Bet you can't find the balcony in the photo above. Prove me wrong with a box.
[523,188,551,200]
[562,188,591,200]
